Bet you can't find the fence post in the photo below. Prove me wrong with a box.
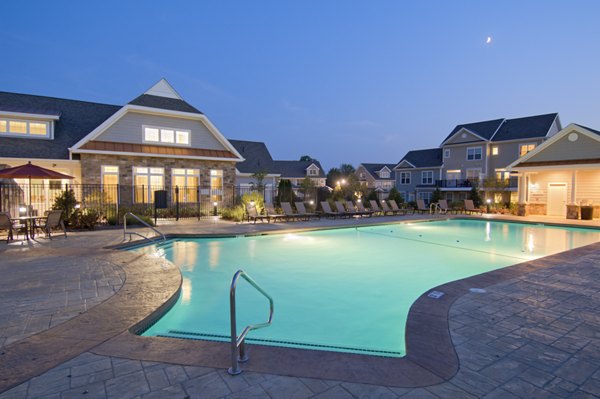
[0,183,3,213]
[175,185,180,221]
[116,184,120,225]
[197,186,200,221]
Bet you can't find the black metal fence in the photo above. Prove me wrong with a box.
[0,183,321,223]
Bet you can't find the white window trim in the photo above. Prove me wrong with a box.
[133,166,165,202]
[0,118,53,139]
[518,143,536,157]
[444,149,450,158]
[171,168,200,187]
[399,171,411,185]
[466,168,481,180]
[142,124,191,146]
[101,165,119,184]
[421,171,434,185]
[466,146,483,161]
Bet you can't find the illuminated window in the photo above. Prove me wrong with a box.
[492,146,499,156]
[9,121,27,134]
[467,147,482,160]
[210,169,223,202]
[0,119,50,137]
[134,167,164,203]
[101,166,119,203]
[519,143,536,157]
[172,168,199,202]
[144,126,190,145]
[0,120,5,132]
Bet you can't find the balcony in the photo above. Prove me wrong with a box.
[435,179,478,189]
[481,177,518,190]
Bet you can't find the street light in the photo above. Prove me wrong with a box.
[213,201,218,216]
[486,198,492,213]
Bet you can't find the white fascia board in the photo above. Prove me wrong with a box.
[71,148,240,163]
[441,127,488,145]
[510,163,600,172]
[506,124,600,169]
[0,111,60,121]
[0,156,80,165]
[379,166,392,173]
[393,160,416,169]
[69,104,245,162]
[236,171,280,177]
[305,163,319,170]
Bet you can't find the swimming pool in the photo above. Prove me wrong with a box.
[138,219,600,357]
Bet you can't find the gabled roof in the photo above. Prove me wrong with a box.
[128,94,203,114]
[0,91,120,160]
[359,163,396,180]
[491,113,558,142]
[272,160,325,178]
[228,139,278,174]
[574,124,600,136]
[395,148,443,169]
[442,119,504,144]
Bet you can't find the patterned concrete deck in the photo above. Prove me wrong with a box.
[1,215,600,398]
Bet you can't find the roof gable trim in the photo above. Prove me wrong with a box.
[144,79,182,99]
[442,127,488,145]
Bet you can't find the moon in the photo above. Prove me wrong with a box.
[486,36,492,44]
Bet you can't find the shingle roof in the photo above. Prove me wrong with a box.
[442,118,504,143]
[574,124,600,136]
[491,113,558,142]
[272,160,325,178]
[228,139,277,174]
[0,92,120,160]
[128,94,203,114]
[359,163,396,180]
[395,148,443,169]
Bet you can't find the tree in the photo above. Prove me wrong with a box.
[299,176,315,202]
[276,179,294,205]
[339,163,356,176]
[250,169,268,192]
[326,167,342,188]
[299,155,313,162]
[431,187,443,203]
[469,185,483,208]
[387,187,404,204]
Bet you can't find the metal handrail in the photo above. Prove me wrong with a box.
[123,212,166,242]
[228,269,274,375]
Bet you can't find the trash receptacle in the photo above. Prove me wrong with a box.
[581,206,594,220]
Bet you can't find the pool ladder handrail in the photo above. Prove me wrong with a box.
[228,269,274,375]
[123,212,166,242]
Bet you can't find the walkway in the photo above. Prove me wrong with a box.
[1,215,600,398]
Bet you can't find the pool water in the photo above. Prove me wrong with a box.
[139,220,600,357]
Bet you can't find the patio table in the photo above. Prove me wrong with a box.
[10,216,46,240]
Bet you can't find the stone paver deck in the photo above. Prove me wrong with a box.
[1,215,600,398]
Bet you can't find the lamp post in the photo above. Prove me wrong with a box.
[486,198,492,214]
[213,201,218,216]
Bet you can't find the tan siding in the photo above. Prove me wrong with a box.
[528,171,572,204]
[527,131,600,163]
[95,111,227,151]
[576,170,600,203]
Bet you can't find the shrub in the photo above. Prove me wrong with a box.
[469,185,483,208]
[221,206,246,222]
[67,208,100,230]
[52,189,78,223]
[387,187,404,204]
[431,188,443,204]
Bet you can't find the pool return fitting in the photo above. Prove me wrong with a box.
[228,269,274,375]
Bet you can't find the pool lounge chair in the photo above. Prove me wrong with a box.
[0,212,14,243]
[295,202,320,220]
[335,201,356,217]
[464,199,482,215]
[281,202,302,221]
[415,199,429,214]
[265,204,287,222]
[39,210,67,239]
[353,201,373,217]
[437,199,450,214]
[246,204,269,224]
[369,200,384,216]
[380,200,400,216]
[320,201,344,218]
[388,199,412,215]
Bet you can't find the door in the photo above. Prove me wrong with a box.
[547,183,567,217]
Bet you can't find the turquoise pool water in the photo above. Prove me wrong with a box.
[138,220,600,357]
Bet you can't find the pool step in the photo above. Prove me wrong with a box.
[160,330,402,357]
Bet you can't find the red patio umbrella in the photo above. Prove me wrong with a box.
[0,161,75,216]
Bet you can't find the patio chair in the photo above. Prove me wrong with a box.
[369,200,384,216]
[353,201,374,217]
[335,201,355,217]
[295,202,320,220]
[379,200,398,216]
[464,199,482,215]
[39,210,67,239]
[320,201,343,218]
[437,199,450,214]
[265,204,287,223]
[281,202,302,221]
[415,199,430,214]
[246,204,269,224]
[389,199,411,215]
[0,212,14,243]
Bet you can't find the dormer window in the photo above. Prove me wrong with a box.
[0,118,51,138]
[143,125,190,146]
[380,170,390,178]
[308,169,318,176]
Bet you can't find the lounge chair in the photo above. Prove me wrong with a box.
[295,202,320,220]
[415,199,430,214]
[369,200,384,216]
[380,200,399,215]
[281,202,302,221]
[265,204,287,222]
[0,212,14,243]
[246,204,269,224]
[352,201,373,217]
[335,201,355,217]
[437,199,450,214]
[389,199,412,215]
[39,210,67,239]
[464,199,482,215]
[320,201,343,218]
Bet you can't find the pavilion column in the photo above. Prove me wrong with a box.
[571,170,577,204]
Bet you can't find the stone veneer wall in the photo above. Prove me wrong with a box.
[80,153,236,205]
[517,203,547,216]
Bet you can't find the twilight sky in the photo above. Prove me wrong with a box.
[2,1,599,171]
